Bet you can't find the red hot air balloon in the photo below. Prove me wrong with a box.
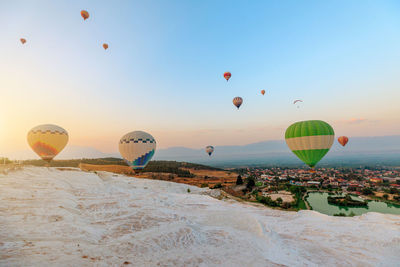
[20,38,26,44]
[223,72,231,81]
[338,136,349,147]
[261,90,265,95]
[103,43,108,50]
[81,10,89,20]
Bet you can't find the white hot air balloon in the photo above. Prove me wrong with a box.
[205,146,214,156]
[119,131,156,170]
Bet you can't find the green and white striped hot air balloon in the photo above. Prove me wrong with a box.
[285,120,334,168]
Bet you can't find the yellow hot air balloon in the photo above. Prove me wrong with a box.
[27,124,69,162]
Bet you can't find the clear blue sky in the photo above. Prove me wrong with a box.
[1,0,400,153]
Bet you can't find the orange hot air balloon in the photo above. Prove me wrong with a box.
[261,90,265,95]
[233,97,243,109]
[338,136,349,147]
[103,43,108,50]
[20,38,26,44]
[81,10,89,20]
[223,72,231,81]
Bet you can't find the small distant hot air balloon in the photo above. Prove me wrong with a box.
[27,124,69,162]
[233,97,243,109]
[285,120,334,168]
[205,146,214,156]
[223,72,231,81]
[261,90,265,95]
[119,131,156,171]
[20,38,26,44]
[81,10,89,20]
[338,136,349,147]
[103,43,108,50]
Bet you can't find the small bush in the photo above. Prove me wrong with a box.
[212,183,223,189]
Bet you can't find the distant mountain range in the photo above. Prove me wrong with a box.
[6,136,400,167]
[154,136,400,167]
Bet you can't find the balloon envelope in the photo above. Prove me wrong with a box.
[338,136,349,147]
[261,90,265,95]
[103,43,108,50]
[223,72,231,81]
[233,97,243,109]
[20,38,26,44]
[27,124,69,162]
[119,131,156,170]
[81,10,89,20]
[285,120,334,168]
[205,146,214,156]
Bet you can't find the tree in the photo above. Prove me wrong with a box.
[383,194,389,200]
[362,188,374,195]
[276,197,283,204]
[246,176,255,189]
[236,175,243,185]
[389,187,398,194]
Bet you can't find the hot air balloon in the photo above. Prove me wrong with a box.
[285,120,334,168]
[338,136,349,147]
[293,99,303,104]
[233,97,243,109]
[205,146,214,156]
[261,90,265,95]
[81,10,89,20]
[119,131,156,171]
[103,43,108,50]
[27,124,69,162]
[20,38,26,44]
[223,72,231,81]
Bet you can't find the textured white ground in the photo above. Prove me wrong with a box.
[0,168,399,267]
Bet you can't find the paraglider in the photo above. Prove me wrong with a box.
[103,43,108,50]
[233,97,243,109]
[293,99,303,108]
[205,146,214,156]
[81,10,89,20]
[285,120,334,168]
[261,90,265,95]
[27,124,69,162]
[20,38,26,44]
[119,131,156,171]
[223,72,231,81]
[338,136,349,147]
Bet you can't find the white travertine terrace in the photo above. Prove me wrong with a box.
[0,167,399,266]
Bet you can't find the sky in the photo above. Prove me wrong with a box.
[1,0,400,156]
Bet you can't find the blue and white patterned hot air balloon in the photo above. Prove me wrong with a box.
[205,146,214,156]
[119,131,156,170]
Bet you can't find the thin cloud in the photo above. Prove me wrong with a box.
[345,118,368,124]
